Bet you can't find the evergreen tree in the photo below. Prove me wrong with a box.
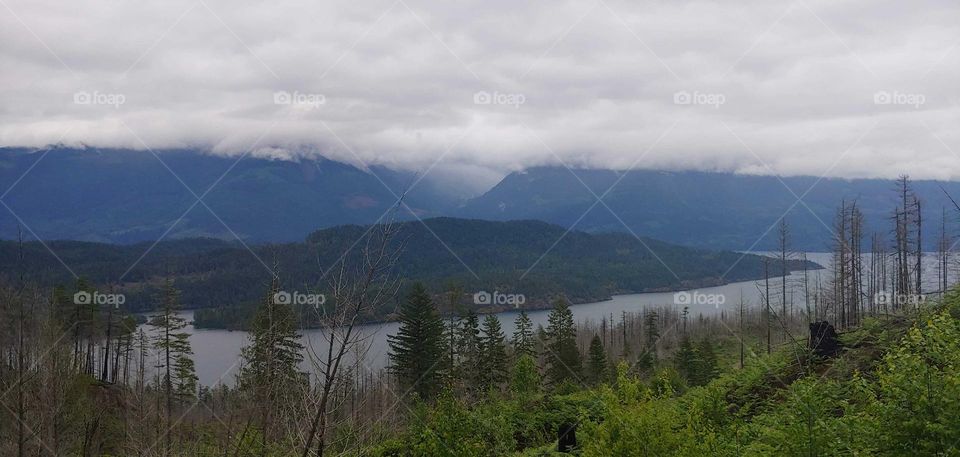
[388,283,446,400]
[673,337,698,387]
[635,350,655,375]
[440,286,464,387]
[171,342,197,401]
[512,310,535,356]
[673,337,719,387]
[510,354,540,396]
[148,279,197,453]
[644,310,660,350]
[238,276,305,441]
[478,315,508,391]
[543,299,581,385]
[457,310,482,391]
[587,334,608,385]
[695,339,719,385]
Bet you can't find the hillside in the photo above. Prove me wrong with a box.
[370,292,960,455]
[0,217,817,323]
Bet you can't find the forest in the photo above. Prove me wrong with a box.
[0,218,815,328]
[1,176,958,456]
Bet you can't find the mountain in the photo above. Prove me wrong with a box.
[0,217,818,327]
[458,167,960,250]
[0,146,458,243]
[4,148,953,251]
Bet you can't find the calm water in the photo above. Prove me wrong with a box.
[160,253,848,386]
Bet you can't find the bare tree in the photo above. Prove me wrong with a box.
[300,213,403,457]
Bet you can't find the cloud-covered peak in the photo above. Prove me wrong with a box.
[1,0,957,179]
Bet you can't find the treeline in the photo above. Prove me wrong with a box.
[0,218,817,327]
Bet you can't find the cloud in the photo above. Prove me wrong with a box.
[0,0,958,181]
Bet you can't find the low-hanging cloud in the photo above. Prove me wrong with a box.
[0,0,958,183]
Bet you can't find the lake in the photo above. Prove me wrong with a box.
[161,253,849,386]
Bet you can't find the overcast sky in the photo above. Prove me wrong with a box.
[1,0,958,187]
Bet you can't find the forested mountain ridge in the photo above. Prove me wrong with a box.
[4,148,960,251]
[0,146,457,243]
[458,167,960,250]
[0,217,817,325]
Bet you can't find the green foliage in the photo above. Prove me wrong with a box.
[674,338,719,387]
[870,308,960,455]
[511,354,541,397]
[374,394,515,457]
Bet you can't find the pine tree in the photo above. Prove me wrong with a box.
[695,339,719,385]
[388,283,446,400]
[512,310,535,356]
[543,299,581,385]
[239,276,305,441]
[510,354,540,397]
[478,315,508,391]
[587,334,608,385]
[673,337,698,386]
[148,279,196,454]
[171,340,197,401]
[638,310,660,372]
[458,310,482,391]
[644,310,660,350]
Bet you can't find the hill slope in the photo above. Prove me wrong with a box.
[0,218,817,321]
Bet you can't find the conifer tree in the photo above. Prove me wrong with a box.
[673,337,698,386]
[388,283,446,400]
[148,279,197,454]
[510,354,540,396]
[478,314,507,391]
[543,299,581,385]
[587,334,608,385]
[512,310,535,356]
[643,310,660,351]
[239,276,304,442]
[695,339,719,385]
[458,310,482,391]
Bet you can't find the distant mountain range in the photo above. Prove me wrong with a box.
[0,218,817,327]
[0,147,457,243]
[2,147,958,250]
[456,167,960,250]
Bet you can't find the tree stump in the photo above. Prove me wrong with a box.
[809,321,842,357]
